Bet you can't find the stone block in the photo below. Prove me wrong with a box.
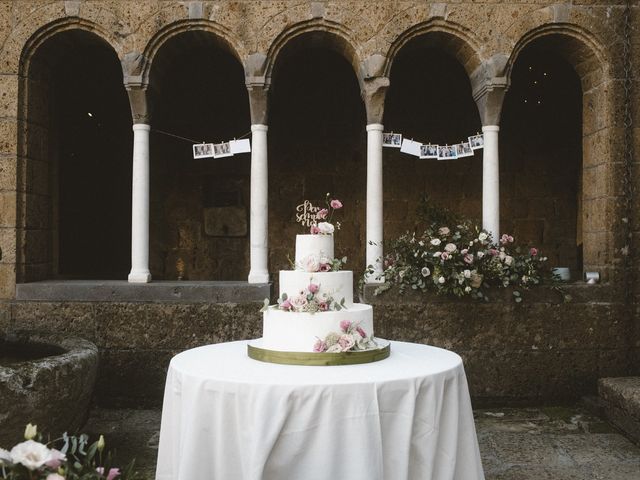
[11,301,97,340]
[0,190,16,227]
[0,74,18,118]
[0,120,17,155]
[0,227,15,263]
[0,263,15,299]
[0,155,17,191]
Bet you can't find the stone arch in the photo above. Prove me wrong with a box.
[264,19,362,82]
[383,20,485,80]
[503,25,616,279]
[140,20,247,86]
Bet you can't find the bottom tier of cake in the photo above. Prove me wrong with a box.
[261,303,374,352]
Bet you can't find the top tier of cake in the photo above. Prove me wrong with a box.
[294,234,334,265]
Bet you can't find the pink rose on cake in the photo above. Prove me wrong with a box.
[313,339,327,352]
[338,334,356,351]
[290,294,308,311]
[301,254,320,272]
[317,222,334,234]
[308,283,319,294]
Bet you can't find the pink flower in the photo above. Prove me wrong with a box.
[96,467,120,480]
[330,199,343,209]
[316,208,328,219]
[356,326,367,338]
[438,226,450,235]
[45,449,66,469]
[313,339,327,352]
[280,299,292,311]
[338,334,356,351]
[302,255,320,272]
[489,248,498,256]
[530,247,538,256]
[461,249,468,255]
[290,294,308,310]
[308,283,319,294]
[463,253,474,264]
[441,252,450,260]
[339,320,352,332]
[319,263,331,272]
[500,234,514,245]
[310,225,320,234]
[318,301,329,311]
[444,243,457,253]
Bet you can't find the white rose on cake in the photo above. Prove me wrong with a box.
[301,254,320,272]
[317,222,335,234]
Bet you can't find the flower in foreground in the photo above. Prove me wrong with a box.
[313,339,327,352]
[530,247,538,256]
[330,199,343,209]
[10,440,52,471]
[45,449,66,469]
[302,254,320,272]
[317,222,335,234]
[310,225,320,234]
[24,423,37,440]
[444,243,457,253]
[338,334,355,351]
[46,474,65,480]
[438,276,446,284]
[316,208,328,219]
[96,467,121,480]
[430,238,441,246]
[478,232,488,242]
[0,448,12,466]
[308,283,319,294]
[339,320,352,332]
[438,226,450,235]
[421,267,431,277]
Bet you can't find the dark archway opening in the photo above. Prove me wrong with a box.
[501,43,583,275]
[25,30,131,280]
[269,42,366,273]
[150,32,250,280]
[384,39,482,236]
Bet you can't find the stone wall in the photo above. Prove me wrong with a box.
[1,283,636,407]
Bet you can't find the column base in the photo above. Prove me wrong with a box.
[248,270,270,284]
[128,270,152,283]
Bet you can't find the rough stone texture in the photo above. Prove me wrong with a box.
[598,377,640,444]
[81,405,640,480]
[0,333,98,446]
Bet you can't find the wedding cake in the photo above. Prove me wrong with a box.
[248,197,389,365]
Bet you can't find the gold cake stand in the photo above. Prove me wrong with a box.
[247,338,391,366]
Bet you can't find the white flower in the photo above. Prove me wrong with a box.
[301,254,320,272]
[10,440,52,471]
[418,241,424,247]
[499,251,506,260]
[477,251,485,259]
[317,222,335,234]
[24,423,37,440]
[432,251,442,257]
[463,269,471,279]
[421,267,431,277]
[0,448,12,466]
[438,276,446,284]
[46,474,66,480]
[464,286,472,293]
[430,238,441,246]
[478,232,488,242]
[504,255,514,266]
[444,243,457,253]
[438,227,450,235]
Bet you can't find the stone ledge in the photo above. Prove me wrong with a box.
[599,377,640,444]
[15,280,272,303]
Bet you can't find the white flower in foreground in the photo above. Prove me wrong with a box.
[504,255,514,266]
[317,222,335,234]
[0,448,12,466]
[438,276,446,284]
[10,440,52,471]
[444,243,457,253]
[478,232,488,242]
[421,267,431,277]
[24,423,37,440]
[430,238,441,246]
[477,251,485,259]
[464,269,471,279]
[465,286,472,293]
[432,251,442,258]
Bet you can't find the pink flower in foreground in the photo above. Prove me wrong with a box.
[308,283,319,294]
[313,339,327,352]
[96,467,120,480]
[338,334,356,351]
[45,449,66,469]
[356,326,367,338]
[319,263,331,272]
[500,234,514,245]
[310,225,320,234]
[280,299,292,311]
[316,208,328,219]
[330,199,343,209]
[441,252,450,260]
[318,301,329,311]
[339,320,352,332]
[463,253,474,264]
[489,248,498,256]
[530,247,538,256]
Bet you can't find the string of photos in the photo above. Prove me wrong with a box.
[151,128,252,159]
[383,132,484,160]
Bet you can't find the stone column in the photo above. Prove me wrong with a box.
[247,79,270,283]
[125,84,152,283]
[472,65,508,243]
[482,125,500,242]
[361,74,389,283]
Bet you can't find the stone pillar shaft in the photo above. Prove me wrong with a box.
[128,123,152,283]
[366,123,384,283]
[248,124,270,283]
[482,125,500,242]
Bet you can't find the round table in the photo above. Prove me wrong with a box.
[155,341,485,480]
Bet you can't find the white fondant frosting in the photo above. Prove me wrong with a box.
[279,270,353,307]
[262,304,374,352]
[295,234,334,266]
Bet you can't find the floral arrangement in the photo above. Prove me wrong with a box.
[0,424,140,480]
[309,194,343,235]
[370,213,551,301]
[269,281,346,313]
[313,320,377,352]
[296,253,347,273]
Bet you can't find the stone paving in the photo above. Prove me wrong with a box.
[83,405,640,479]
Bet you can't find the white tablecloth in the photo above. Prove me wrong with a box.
[155,341,485,480]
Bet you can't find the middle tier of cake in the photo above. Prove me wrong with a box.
[279,270,353,308]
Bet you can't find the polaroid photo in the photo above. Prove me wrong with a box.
[229,139,251,154]
[213,142,233,158]
[383,132,403,148]
[193,143,215,159]
[468,134,484,150]
[419,144,438,159]
[455,142,474,158]
[438,145,458,160]
[400,139,422,157]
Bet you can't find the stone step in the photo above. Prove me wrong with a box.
[598,377,640,445]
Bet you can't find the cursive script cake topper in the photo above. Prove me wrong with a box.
[295,194,343,234]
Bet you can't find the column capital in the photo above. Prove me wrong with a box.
[246,81,270,125]
[470,55,509,126]
[361,76,390,125]
[124,83,152,124]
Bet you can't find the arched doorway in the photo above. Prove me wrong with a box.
[383,34,482,235]
[502,35,588,277]
[20,29,131,280]
[149,31,250,280]
[268,32,366,273]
